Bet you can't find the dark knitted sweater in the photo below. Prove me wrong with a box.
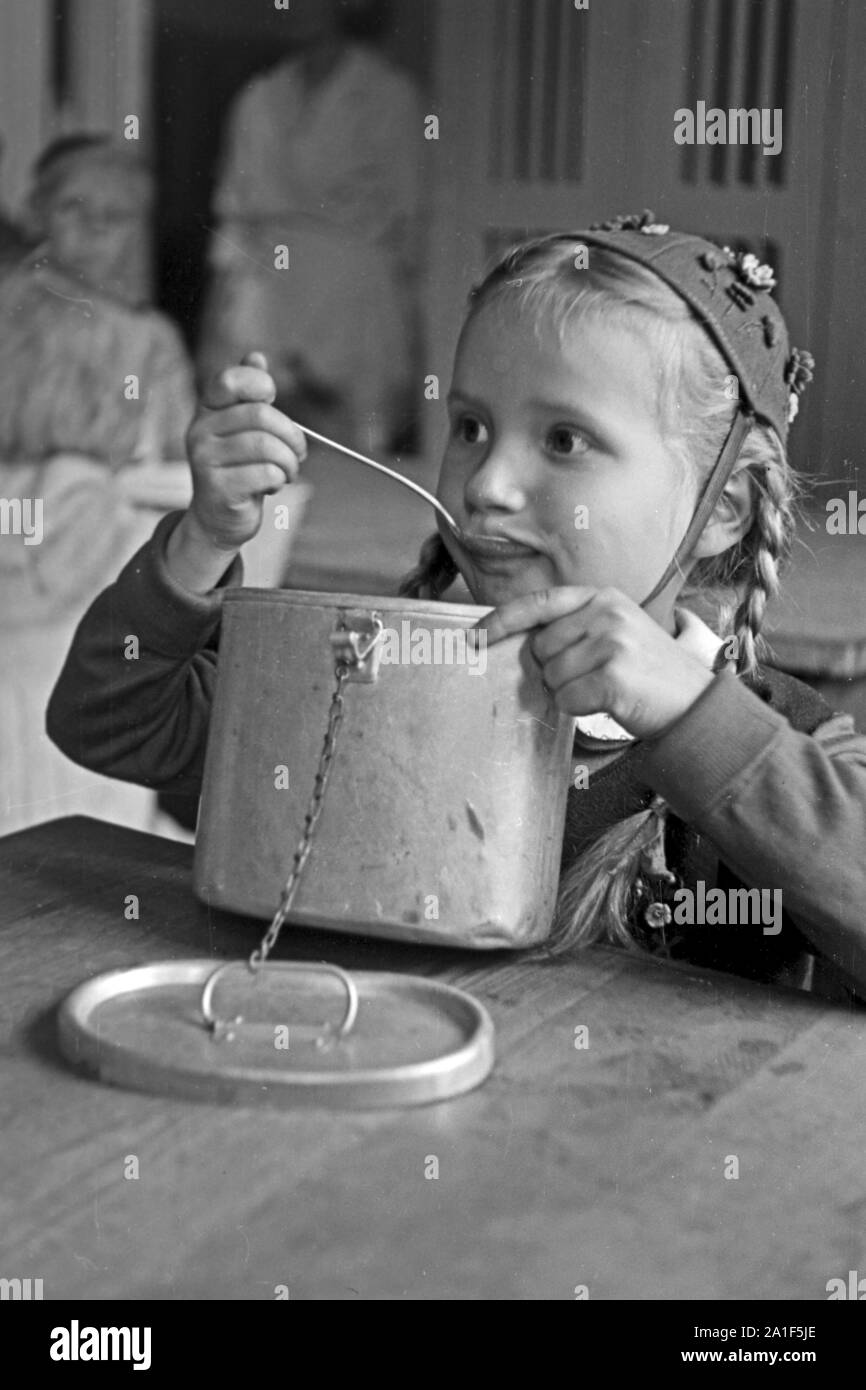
[562,668,835,990]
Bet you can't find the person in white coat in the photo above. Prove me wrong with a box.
[198,0,423,454]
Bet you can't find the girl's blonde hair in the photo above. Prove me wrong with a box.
[399,238,800,954]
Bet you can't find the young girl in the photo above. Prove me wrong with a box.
[47,214,866,1001]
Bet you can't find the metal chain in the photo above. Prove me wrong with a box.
[249,663,351,970]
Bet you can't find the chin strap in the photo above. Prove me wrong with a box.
[640,410,754,610]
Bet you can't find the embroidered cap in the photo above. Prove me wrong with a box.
[571,210,812,441]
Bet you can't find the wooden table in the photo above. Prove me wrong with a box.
[2,816,865,1301]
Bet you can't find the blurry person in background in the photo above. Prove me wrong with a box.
[0,135,30,276]
[198,0,423,454]
[0,135,196,839]
[28,132,149,305]
[3,136,195,467]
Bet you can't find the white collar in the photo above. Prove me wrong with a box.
[673,606,729,670]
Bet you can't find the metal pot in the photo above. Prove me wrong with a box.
[193,588,574,948]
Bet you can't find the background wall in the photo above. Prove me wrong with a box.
[0,0,863,483]
[422,0,866,485]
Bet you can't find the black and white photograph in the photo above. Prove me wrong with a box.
[1,0,865,1341]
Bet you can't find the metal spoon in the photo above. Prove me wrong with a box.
[240,351,471,544]
[296,423,466,539]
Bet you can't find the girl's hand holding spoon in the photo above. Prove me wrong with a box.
[166,348,464,594]
[166,351,307,594]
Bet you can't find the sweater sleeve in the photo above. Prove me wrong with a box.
[46,511,242,797]
[638,669,866,994]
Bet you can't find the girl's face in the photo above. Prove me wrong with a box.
[437,299,694,622]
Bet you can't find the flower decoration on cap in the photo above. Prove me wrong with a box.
[785,346,815,424]
[589,209,667,234]
[720,248,777,311]
[644,902,673,930]
[787,346,815,393]
[737,252,777,291]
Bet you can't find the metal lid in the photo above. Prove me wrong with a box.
[57,959,495,1109]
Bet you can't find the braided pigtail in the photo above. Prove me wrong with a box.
[728,448,797,676]
[545,797,677,955]
[688,426,799,677]
[397,532,459,601]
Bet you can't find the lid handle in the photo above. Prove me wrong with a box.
[200,960,360,1047]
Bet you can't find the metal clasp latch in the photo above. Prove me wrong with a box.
[329,611,384,683]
